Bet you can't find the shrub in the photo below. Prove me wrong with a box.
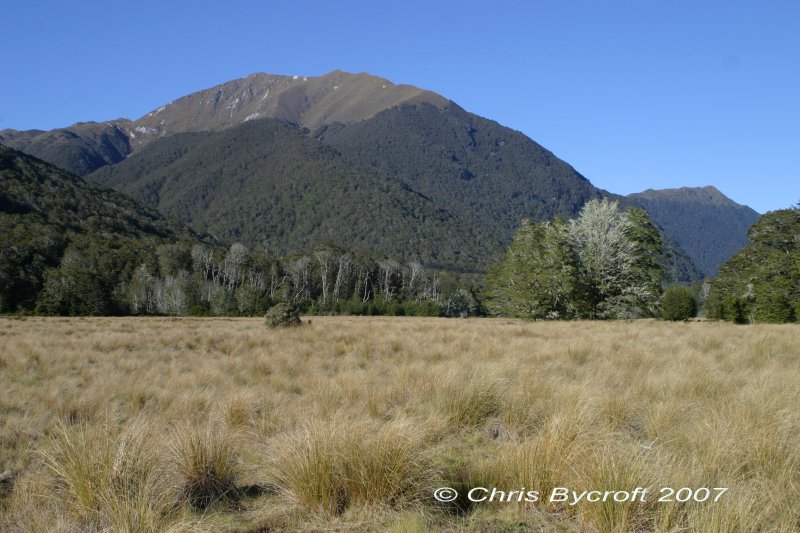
[188,305,209,317]
[661,286,697,321]
[264,302,302,328]
[444,289,480,318]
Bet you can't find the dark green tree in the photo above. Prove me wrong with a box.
[708,207,800,323]
[486,218,580,319]
[661,286,697,321]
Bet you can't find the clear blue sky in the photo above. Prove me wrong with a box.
[3,0,798,213]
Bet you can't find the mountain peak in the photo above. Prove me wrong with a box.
[127,70,449,148]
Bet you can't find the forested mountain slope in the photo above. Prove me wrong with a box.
[0,144,195,313]
[89,117,495,270]
[628,186,759,277]
[1,121,132,176]
[319,102,604,243]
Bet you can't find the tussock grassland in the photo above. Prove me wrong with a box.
[0,316,798,532]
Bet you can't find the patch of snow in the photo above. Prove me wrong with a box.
[154,105,166,114]
[382,85,387,89]
[134,126,157,135]
[260,88,270,102]
[243,112,260,122]
[303,76,308,81]
[292,75,299,80]
[334,85,339,90]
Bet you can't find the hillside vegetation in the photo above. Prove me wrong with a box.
[1,317,798,531]
[1,121,132,176]
[0,145,195,314]
[1,144,481,316]
[321,102,602,242]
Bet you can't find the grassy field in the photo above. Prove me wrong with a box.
[0,316,798,532]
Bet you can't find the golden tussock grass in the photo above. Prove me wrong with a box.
[0,316,798,531]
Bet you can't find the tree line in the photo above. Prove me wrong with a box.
[5,193,797,323]
[19,234,482,318]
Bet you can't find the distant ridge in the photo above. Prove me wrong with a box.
[628,186,759,277]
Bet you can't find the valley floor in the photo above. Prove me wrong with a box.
[1,316,798,532]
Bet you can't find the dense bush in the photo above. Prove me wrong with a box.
[661,286,697,321]
[265,302,302,328]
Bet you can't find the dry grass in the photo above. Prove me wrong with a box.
[0,316,798,531]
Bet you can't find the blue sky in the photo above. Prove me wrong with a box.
[3,0,798,213]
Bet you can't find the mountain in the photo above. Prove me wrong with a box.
[5,70,704,279]
[1,70,447,176]
[89,108,701,281]
[628,186,759,277]
[0,144,195,313]
[90,117,496,270]
[88,102,615,272]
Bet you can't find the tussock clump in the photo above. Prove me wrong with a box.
[269,417,433,514]
[437,371,504,428]
[571,445,656,532]
[170,426,241,509]
[471,416,582,506]
[38,421,177,532]
[264,302,302,328]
